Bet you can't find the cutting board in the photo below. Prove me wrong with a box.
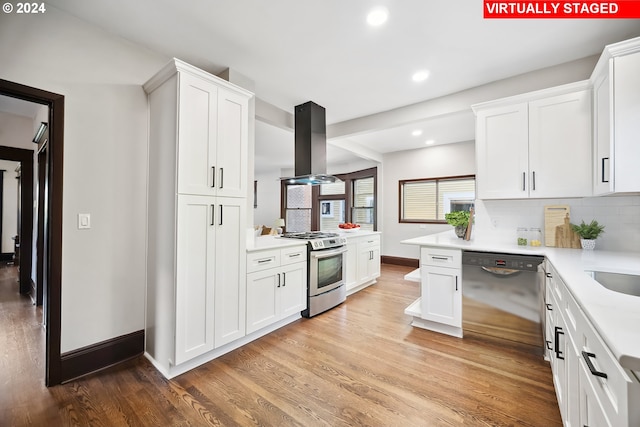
[544,205,570,247]
[555,213,581,248]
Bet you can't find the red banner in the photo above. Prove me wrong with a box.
[484,1,640,18]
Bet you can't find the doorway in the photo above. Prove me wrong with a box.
[0,79,64,386]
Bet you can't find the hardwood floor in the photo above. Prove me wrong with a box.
[0,263,561,426]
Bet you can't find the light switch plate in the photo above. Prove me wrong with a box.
[78,213,91,229]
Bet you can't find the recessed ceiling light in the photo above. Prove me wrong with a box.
[412,130,423,137]
[412,70,430,82]
[425,140,435,145]
[367,7,388,26]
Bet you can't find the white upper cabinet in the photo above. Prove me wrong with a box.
[475,103,529,199]
[592,38,640,195]
[146,59,251,199]
[528,90,592,198]
[474,82,592,200]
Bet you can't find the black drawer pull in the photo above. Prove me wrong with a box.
[554,326,564,360]
[546,303,552,311]
[545,340,553,351]
[546,272,552,278]
[582,351,608,379]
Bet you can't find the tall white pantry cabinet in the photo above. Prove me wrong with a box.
[143,59,253,378]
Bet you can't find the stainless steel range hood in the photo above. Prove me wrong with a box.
[281,101,341,185]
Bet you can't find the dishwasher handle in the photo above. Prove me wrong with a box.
[480,266,521,276]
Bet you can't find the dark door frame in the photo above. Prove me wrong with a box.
[0,79,64,386]
[0,147,34,293]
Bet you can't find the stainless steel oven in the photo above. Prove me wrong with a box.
[280,232,347,318]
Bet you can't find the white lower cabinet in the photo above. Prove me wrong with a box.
[345,234,381,294]
[545,261,640,427]
[357,236,381,285]
[420,252,461,330]
[404,246,462,338]
[174,195,246,364]
[246,246,307,334]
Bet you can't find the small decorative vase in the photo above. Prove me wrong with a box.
[454,225,467,238]
[580,239,596,250]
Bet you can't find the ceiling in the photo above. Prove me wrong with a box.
[35,1,640,172]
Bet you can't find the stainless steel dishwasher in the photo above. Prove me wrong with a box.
[462,251,545,341]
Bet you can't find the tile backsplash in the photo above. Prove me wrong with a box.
[474,194,640,252]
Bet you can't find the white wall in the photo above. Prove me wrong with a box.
[474,195,640,252]
[0,112,33,256]
[0,7,168,352]
[382,141,476,259]
[253,170,282,227]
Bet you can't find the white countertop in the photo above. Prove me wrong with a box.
[246,236,309,252]
[402,230,640,372]
[247,230,381,252]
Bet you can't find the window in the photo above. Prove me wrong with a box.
[399,175,475,223]
[284,185,312,232]
[351,177,374,231]
[282,167,377,231]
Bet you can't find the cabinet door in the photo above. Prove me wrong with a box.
[593,67,613,195]
[475,103,529,199]
[528,90,592,198]
[175,195,216,365]
[420,265,461,327]
[214,197,246,347]
[345,239,359,291]
[613,52,640,193]
[246,269,279,334]
[280,262,307,318]
[357,244,373,283]
[216,88,249,198]
[369,245,381,279]
[177,72,218,196]
[579,358,613,427]
[551,309,568,423]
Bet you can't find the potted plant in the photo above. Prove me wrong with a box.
[445,211,470,238]
[571,219,605,250]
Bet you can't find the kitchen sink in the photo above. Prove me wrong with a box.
[586,271,640,297]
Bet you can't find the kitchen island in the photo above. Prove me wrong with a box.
[403,230,640,427]
[402,230,640,370]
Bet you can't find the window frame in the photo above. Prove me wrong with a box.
[398,174,475,224]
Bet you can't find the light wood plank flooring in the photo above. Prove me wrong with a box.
[0,263,561,426]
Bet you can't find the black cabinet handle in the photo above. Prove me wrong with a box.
[455,276,458,291]
[554,326,564,360]
[532,171,536,191]
[210,204,215,226]
[545,340,553,351]
[211,166,215,187]
[219,167,224,189]
[522,172,526,191]
[277,273,281,288]
[546,303,552,311]
[582,351,608,379]
[546,272,552,278]
[602,157,609,183]
[219,204,223,226]
[282,272,286,287]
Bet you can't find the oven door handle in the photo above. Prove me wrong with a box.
[310,247,347,259]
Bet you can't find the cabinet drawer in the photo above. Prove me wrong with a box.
[421,247,461,268]
[579,313,634,426]
[281,245,307,266]
[247,250,281,273]
[361,235,380,247]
